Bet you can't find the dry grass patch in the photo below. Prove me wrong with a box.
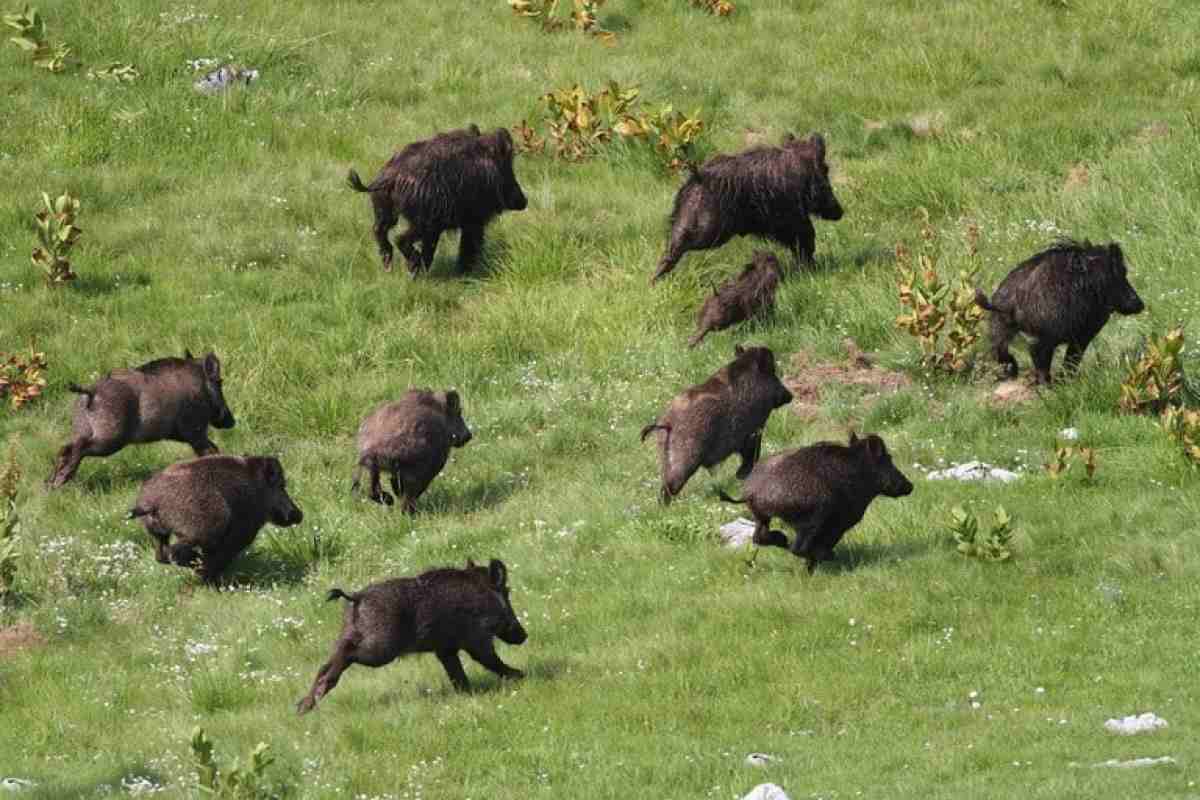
[785,338,911,419]
[0,623,45,658]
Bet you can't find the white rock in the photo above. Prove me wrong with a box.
[720,518,758,549]
[0,779,35,792]
[926,461,1021,483]
[741,783,791,800]
[1059,427,1080,441]
[1104,712,1169,735]
[193,64,260,93]
[744,753,777,767]
[1093,756,1175,768]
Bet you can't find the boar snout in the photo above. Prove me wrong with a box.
[506,185,528,212]
[214,408,236,429]
[774,384,795,408]
[500,618,528,646]
[882,466,914,498]
[1118,286,1145,316]
[273,496,304,527]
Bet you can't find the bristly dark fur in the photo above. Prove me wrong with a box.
[688,250,782,347]
[652,133,844,283]
[975,239,1145,384]
[348,126,527,275]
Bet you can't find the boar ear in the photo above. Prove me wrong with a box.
[781,132,797,144]
[489,559,508,590]
[735,344,746,356]
[467,122,481,136]
[184,349,194,360]
[848,430,859,446]
[865,434,884,461]
[466,557,477,570]
[1108,242,1124,265]
[495,128,515,157]
[203,353,221,380]
[444,390,461,416]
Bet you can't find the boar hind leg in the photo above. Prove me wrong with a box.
[988,316,1019,378]
[418,230,442,271]
[456,225,485,274]
[436,649,472,692]
[366,463,394,506]
[464,639,524,682]
[1030,339,1057,385]
[370,197,398,271]
[297,643,357,714]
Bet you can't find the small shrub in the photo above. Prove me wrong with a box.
[508,0,615,44]
[0,348,47,410]
[895,211,984,374]
[191,727,285,799]
[689,0,735,15]
[1160,405,1200,466]
[4,5,69,71]
[947,504,1014,562]
[0,448,20,601]
[1119,326,1187,415]
[31,191,81,285]
[515,81,704,171]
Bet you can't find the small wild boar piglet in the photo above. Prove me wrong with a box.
[348,125,528,275]
[975,239,1145,384]
[352,389,472,513]
[689,250,782,348]
[720,432,913,573]
[129,455,303,583]
[297,558,528,713]
[48,350,235,488]
[641,345,793,504]
[653,133,843,283]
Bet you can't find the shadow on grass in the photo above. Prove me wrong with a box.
[420,476,521,516]
[71,271,152,296]
[71,462,160,494]
[741,536,930,574]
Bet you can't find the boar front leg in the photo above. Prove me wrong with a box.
[464,639,524,682]
[435,649,472,692]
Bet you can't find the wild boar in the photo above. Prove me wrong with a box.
[296,558,527,713]
[128,455,303,583]
[652,133,843,283]
[688,250,782,348]
[48,350,235,488]
[352,389,472,513]
[720,432,913,573]
[975,239,1145,384]
[348,126,527,275]
[641,345,793,504]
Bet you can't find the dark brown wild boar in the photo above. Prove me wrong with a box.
[128,455,303,583]
[48,350,235,488]
[347,125,527,275]
[652,133,843,283]
[352,389,472,512]
[975,239,1145,384]
[719,432,913,573]
[296,558,527,713]
[641,345,793,504]
[688,250,782,348]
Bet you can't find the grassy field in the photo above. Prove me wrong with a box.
[3,0,1200,797]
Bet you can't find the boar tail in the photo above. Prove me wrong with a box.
[717,489,746,505]
[68,383,96,407]
[326,588,361,604]
[640,423,670,442]
[973,288,995,311]
[347,169,370,193]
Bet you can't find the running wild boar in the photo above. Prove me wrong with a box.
[688,250,782,348]
[641,345,793,504]
[975,239,1145,384]
[129,455,303,583]
[348,125,527,275]
[720,432,913,573]
[296,558,527,713]
[352,389,472,512]
[48,350,235,488]
[652,133,843,283]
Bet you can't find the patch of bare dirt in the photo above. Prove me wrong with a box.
[989,379,1038,407]
[785,339,911,420]
[1135,121,1170,145]
[1064,163,1091,191]
[742,127,771,147]
[0,622,45,658]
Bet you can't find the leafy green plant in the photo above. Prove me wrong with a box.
[86,61,139,82]
[0,348,47,410]
[191,727,284,799]
[0,448,20,601]
[4,5,69,71]
[1160,405,1200,466]
[1044,443,1097,481]
[948,505,1014,562]
[1119,326,1187,415]
[689,0,735,15]
[895,211,985,374]
[31,191,81,284]
[515,81,704,171]
[508,0,615,44]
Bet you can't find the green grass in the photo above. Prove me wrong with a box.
[3,0,1200,797]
